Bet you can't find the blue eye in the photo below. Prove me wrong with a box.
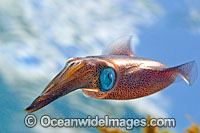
[99,68,115,92]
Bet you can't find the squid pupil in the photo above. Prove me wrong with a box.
[99,68,115,92]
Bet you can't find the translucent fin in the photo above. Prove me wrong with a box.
[102,35,135,57]
[173,61,198,86]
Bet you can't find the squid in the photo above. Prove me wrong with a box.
[25,35,197,113]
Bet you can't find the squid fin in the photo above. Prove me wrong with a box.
[173,61,198,86]
[102,35,135,57]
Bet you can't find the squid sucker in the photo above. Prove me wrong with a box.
[25,35,198,113]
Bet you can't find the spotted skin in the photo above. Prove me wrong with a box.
[82,56,176,100]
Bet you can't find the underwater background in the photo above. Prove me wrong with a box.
[0,0,199,132]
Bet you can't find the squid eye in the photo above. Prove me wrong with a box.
[99,68,115,92]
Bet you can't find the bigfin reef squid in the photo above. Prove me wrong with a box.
[25,35,198,113]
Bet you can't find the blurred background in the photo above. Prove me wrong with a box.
[0,0,199,132]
